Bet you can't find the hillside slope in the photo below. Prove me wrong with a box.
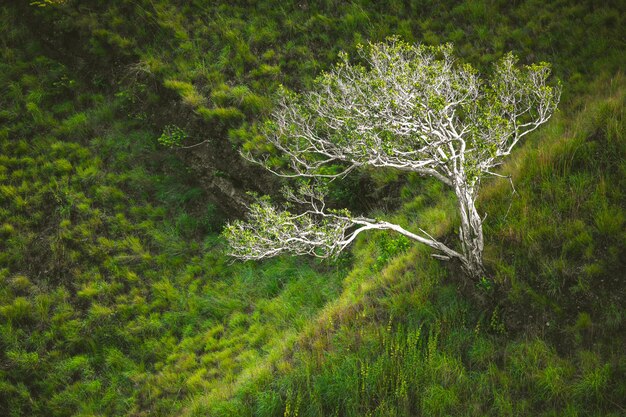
[1,1,625,416]
[0,7,345,416]
[189,76,625,417]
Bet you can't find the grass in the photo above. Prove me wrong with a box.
[1,1,625,416]
[0,15,345,416]
[182,75,626,417]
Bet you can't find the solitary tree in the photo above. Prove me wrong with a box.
[223,39,560,279]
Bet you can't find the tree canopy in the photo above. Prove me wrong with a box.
[225,39,560,278]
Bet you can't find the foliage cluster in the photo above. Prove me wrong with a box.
[158,124,188,148]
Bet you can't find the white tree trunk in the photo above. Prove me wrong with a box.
[454,183,485,279]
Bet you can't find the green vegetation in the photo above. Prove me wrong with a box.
[1,1,624,416]
[195,76,625,417]
[0,9,343,415]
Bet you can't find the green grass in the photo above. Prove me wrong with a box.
[185,77,625,417]
[1,1,625,416]
[0,14,345,416]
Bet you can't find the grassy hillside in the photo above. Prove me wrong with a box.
[0,8,344,416]
[190,76,625,417]
[1,1,625,416]
[17,0,625,213]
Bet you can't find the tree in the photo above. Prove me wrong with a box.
[223,39,560,279]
